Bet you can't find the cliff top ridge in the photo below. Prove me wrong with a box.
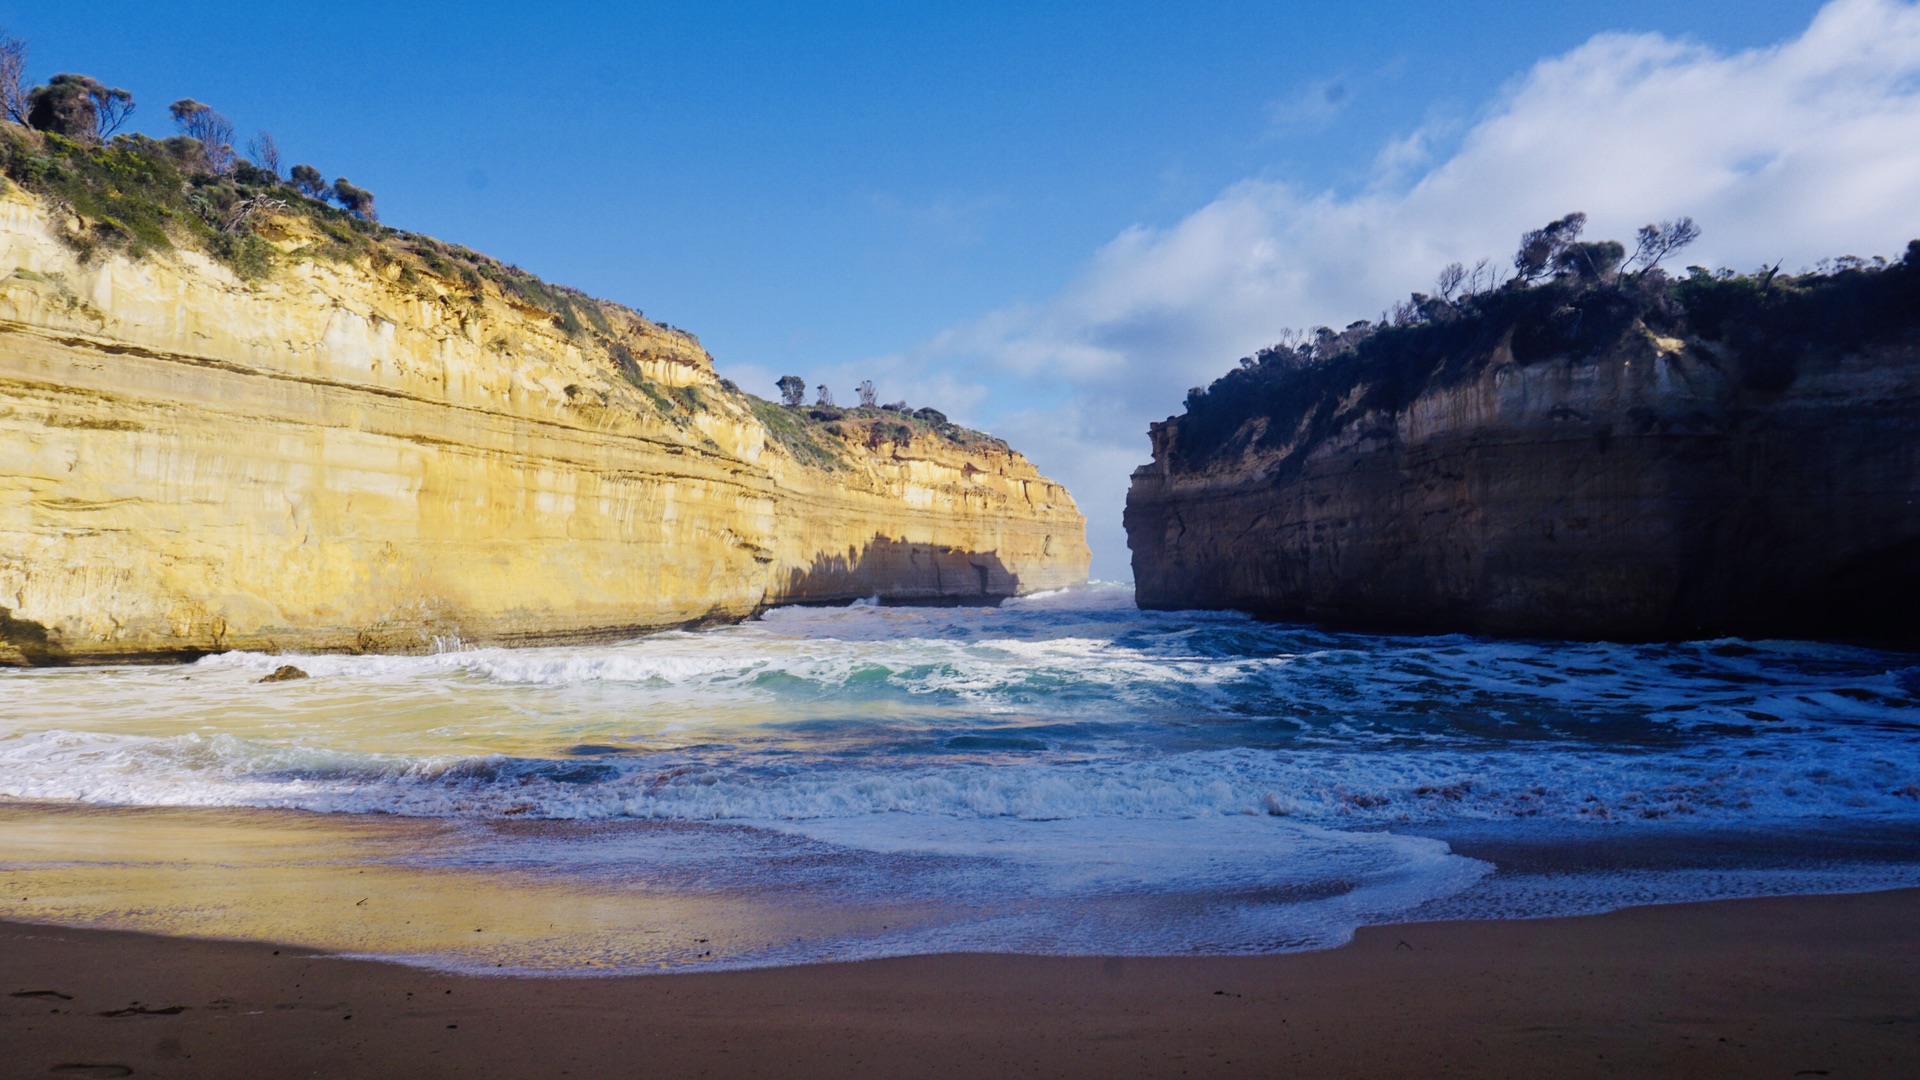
[1158,215,1920,477]
[0,56,1012,471]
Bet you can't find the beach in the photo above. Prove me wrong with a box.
[5,888,1917,1078]
[5,594,1919,1075]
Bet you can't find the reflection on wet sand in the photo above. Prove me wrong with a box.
[0,802,928,973]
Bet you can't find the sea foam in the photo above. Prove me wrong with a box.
[2,582,1918,966]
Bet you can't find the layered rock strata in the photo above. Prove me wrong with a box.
[1126,287,1920,641]
[0,192,1087,663]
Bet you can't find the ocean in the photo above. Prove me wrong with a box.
[3,582,1918,973]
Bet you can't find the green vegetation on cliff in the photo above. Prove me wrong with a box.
[747,395,1012,471]
[0,37,1009,467]
[0,121,628,328]
[1166,218,1920,474]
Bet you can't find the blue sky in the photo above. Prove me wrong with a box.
[11,1,1919,578]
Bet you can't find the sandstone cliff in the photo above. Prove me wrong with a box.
[1125,247,1920,641]
[0,191,1087,663]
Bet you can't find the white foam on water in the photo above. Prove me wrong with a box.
[1,724,1914,832]
[3,583,1918,966]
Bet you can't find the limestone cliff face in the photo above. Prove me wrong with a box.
[1126,269,1920,641]
[0,192,1087,663]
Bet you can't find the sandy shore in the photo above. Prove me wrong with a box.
[2,890,1916,1079]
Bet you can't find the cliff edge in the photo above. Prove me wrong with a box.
[0,180,1088,663]
[1125,235,1920,641]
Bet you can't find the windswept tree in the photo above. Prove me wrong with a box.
[1434,261,1467,302]
[776,374,806,406]
[1626,217,1701,273]
[1513,212,1586,283]
[332,177,377,221]
[1552,239,1626,283]
[0,30,27,125]
[1465,257,1498,295]
[815,383,835,408]
[289,163,330,202]
[246,130,282,178]
[855,379,877,407]
[169,98,234,173]
[27,73,133,143]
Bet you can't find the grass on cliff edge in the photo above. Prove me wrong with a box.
[746,397,1012,471]
[1166,239,1920,474]
[0,122,1012,467]
[0,122,654,342]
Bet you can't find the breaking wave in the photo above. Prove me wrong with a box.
[4,582,1918,967]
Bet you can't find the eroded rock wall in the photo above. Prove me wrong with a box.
[0,193,1087,663]
[1126,327,1920,641]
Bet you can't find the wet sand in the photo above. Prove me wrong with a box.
[3,889,1917,1079]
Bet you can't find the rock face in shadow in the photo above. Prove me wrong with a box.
[0,192,1088,663]
[778,536,1020,604]
[1125,253,1920,641]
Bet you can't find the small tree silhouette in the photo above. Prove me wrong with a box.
[815,384,834,408]
[856,379,877,407]
[1553,240,1625,283]
[1514,212,1586,283]
[169,99,234,174]
[290,164,330,202]
[776,374,806,406]
[0,31,28,125]
[246,130,282,179]
[332,177,377,221]
[1625,217,1701,273]
[27,73,134,143]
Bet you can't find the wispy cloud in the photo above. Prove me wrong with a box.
[864,188,1005,249]
[1265,78,1352,134]
[886,0,1920,579]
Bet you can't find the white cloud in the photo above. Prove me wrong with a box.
[894,0,1920,580]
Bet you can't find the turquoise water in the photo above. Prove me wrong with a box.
[3,583,1918,969]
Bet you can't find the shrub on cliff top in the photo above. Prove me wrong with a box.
[331,176,376,221]
[27,73,132,144]
[748,394,845,471]
[1169,220,1920,473]
[168,98,234,174]
[776,374,807,406]
[289,163,328,201]
[0,125,184,260]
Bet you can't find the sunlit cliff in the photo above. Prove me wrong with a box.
[0,188,1088,663]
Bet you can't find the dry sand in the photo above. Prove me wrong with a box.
[3,889,1917,1079]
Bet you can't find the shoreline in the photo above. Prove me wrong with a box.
[5,889,1917,1078]
[0,590,1041,669]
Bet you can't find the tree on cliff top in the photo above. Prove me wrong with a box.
[0,31,27,125]
[1626,217,1701,274]
[246,130,282,179]
[169,98,234,174]
[27,74,133,144]
[289,163,329,202]
[1553,239,1626,284]
[776,374,806,406]
[1513,212,1586,283]
[1164,219,1920,477]
[332,177,376,221]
